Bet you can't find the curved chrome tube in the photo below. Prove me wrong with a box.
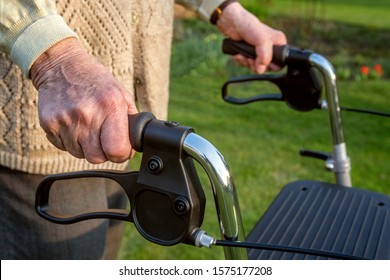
[309,54,352,187]
[180,51,351,261]
[183,133,248,260]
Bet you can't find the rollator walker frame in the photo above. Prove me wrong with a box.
[35,40,390,260]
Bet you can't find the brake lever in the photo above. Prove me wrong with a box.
[222,39,323,111]
[222,74,285,105]
[35,170,138,224]
[35,112,207,246]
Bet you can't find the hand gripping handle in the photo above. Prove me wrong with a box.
[36,113,207,247]
[222,38,290,67]
[35,112,156,224]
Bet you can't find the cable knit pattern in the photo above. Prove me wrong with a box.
[0,0,174,174]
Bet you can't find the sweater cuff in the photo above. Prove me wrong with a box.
[10,15,77,77]
[197,0,225,21]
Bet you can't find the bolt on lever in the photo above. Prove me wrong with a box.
[222,39,351,186]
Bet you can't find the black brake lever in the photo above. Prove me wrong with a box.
[222,74,285,105]
[222,39,323,111]
[35,112,206,246]
[35,170,138,224]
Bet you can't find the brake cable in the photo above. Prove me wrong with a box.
[195,230,369,260]
[214,239,368,260]
[340,106,390,118]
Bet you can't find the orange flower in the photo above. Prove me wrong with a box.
[360,66,370,75]
[373,64,384,76]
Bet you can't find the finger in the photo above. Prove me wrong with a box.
[255,64,267,74]
[55,126,85,159]
[100,110,132,163]
[79,131,108,164]
[247,59,265,74]
[273,30,288,46]
[254,41,273,74]
[45,133,66,151]
[123,91,139,115]
[61,137,85,159]
[268,62,282,72]
[130,148,137,159]
[233,54,250,68]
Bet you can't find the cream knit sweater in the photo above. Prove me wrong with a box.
[0,0,224,174]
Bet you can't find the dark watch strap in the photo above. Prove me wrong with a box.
[210,0,238,25]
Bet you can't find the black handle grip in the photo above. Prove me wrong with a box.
[128,112,156,152]
[222,38,289,67]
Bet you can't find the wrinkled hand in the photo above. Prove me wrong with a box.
[217,2,287,73]
[30,38,138,164]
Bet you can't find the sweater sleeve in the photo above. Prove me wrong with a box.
[175,0,226,22]
[0,0,77,77]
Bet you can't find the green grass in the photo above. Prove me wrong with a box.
[119,78,390,260]
[119,0,390,260]
[267,0,390,29]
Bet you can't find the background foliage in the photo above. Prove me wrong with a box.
[119,0,390,260]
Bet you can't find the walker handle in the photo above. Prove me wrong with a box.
[222,38,290,67]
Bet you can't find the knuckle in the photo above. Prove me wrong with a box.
[39,110,72,132]
[274,30,287,43]
[85,156,107,165]
[104,146,130,163]
[78,134,108,164]
[104,86,128,105]
[67,148,85,159]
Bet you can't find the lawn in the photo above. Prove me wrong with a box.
[269,0,390,29]
[118,0,390,260]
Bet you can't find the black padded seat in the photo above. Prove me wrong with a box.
[246,180,390,259]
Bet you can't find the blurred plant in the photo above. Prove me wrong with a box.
[359,66,370,80]
[335,64,386,81]
[283,0,325,34]
[336,67,352,80]
[355,64,385,81]
[373,64,384,77]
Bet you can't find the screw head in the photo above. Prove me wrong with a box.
[173,197,189,215]
[147,156,163,174]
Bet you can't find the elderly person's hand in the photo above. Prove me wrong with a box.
[30,38,138,164]
[216,2,287,74]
